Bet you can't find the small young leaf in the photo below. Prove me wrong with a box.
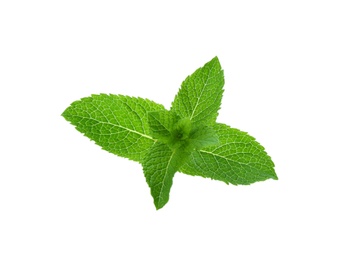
[62,94,164,162]
[180,123,277,185]
[147,110,178,142]
[148,111,218,152]
[170,56,224,127]
[168,117,193,148]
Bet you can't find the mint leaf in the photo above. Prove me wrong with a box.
[147,110,178,142]
[62,94,164,162]
[170,56,224,127]
[142,142,189,210]
[181,123,277,185]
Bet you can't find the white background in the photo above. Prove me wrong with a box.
[1,1,342,259]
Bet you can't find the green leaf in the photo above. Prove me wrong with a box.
[62,94,165,162]
[180,123,277,185]
[143,142,189,210]
[170,56,224,127]
[147,110,178,142]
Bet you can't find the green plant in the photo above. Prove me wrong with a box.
[62,57,277,209]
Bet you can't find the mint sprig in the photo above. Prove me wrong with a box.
[62,57,277,210]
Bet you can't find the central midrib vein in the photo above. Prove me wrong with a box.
[95,120,156,141]
[189,64,215,120]
[158,149,175,205]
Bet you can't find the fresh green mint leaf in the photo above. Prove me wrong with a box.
[62,57,277,210]
[147,110,178,142]
[181,123,277,185]
[142,142,190,210]
[62,94,164,162]
[170,56,224,127]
